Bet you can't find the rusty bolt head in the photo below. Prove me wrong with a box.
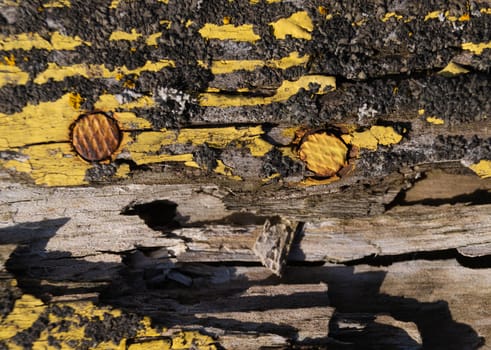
[71,112,121,162]
[299,132,348,177]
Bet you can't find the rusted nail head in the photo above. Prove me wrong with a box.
[71,112,121,161]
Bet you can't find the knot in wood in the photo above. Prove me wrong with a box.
[71,112,121,162]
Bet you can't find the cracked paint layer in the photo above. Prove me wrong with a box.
[0,290,216,350]
[199,75,335,107]
[199,23,260,42]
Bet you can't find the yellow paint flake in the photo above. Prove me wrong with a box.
[199,23,260,42]
[160,20,172,29]
[0,64,29,88]
[115,163,131,178]
[381,12,403,22]
[199,75,335,107]
[462,41,491,55]
[469,160,491,178]
[171,331,217,349]
[246,136,273,157]
[34,59,174,84]
[445,11,470,22]
[3,54,16,66]
[269,11,313,40]
[0,295,46,339]
[51,31,90,50]
[214,160,242,180]
[109,0,121,8]
[43,0,70,7]
[68,92,84,109]
[0,32,89,51]
[158,0,169,3]
[426,116,445,125]
[370,126,402,146]
[342,126,402,151]
[424,10,442,21]
[299,133,347,177]
[115,112,153,129]
[203,52,309,74]
[146,32,162,46]
[110,29,142,41]
[481,8,491,15]
[418,109,425,116]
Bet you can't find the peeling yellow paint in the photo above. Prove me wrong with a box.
[109,29,142,41]
[201,52,309,74]
[199,75,335,107]
[381,12,403,22]
[34,60,174,84]
[0,92,157,186]
[128,339,172,349]
[370,126,403,146]
[318,6,333,20]
[269,11,313,40]
[43,0,70,8]
[214,160,242,180]
[1,291,215,349]
[51,31,88,50]
[146,32,162,46]
[125,126,271,170]
[109,0,121,9]
[469,160,491,178]
[160,20,172,29]
[426,116,445,125]
[0,32,90,51]
[2,143,91,186]
[342,126,402,151]
[3,54,16,66]
[0,64,29,88]
[418,109,425,116]
[116,163,131,178]
[424,10,442,21]
[0,295,46,339]
[425,10,471,22]
[462,41,491,55]
[199,23,260,42]
[94,94,155,110]
[115,112,153,129]
[0,93,80,149]
[480,8,491,15]
[171,331,217,349]
[445,11,470,22]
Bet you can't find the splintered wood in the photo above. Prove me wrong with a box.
[252,218,295,276]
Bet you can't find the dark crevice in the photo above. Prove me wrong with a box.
[120,199,183,230]
[385,188,491,211]
[343,249,491,269]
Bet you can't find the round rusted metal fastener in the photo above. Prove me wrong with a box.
[71,112,121,162]
[298,132,348,177]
